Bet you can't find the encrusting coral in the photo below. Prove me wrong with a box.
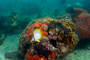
[18,18,79,60]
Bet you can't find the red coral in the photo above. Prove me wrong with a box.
[72,8,89,23]
[77,12,90,22]
[74,8,88,16]
[34,22,43,28]
[49,51,56,58]
[26,52,32,60]
[26,22,37,39]
[87,18,90,27]
[26,51,57,60]
[43,23,50,26]
[77,26,90,39]
[27,34,31,39]
[72,9,90,39]
[26,52,48,60]
[26,22,36,35]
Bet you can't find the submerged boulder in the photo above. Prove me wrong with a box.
[18,18,79,60]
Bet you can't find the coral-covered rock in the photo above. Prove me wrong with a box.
[18,18,78,60]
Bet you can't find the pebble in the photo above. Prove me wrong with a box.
[87,47,90,50]
[74,51,78,54]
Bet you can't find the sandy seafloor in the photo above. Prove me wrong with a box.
[0,34,90,60]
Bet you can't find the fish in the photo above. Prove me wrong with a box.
[33,29,42,42]
[11,21,18,26]
[13,14,17,19]
[2,41,5,47]
[0,34,5,41]
[36,13,41,18]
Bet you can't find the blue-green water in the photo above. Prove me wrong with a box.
[0,0,90,60]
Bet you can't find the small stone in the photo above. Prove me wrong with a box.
[74,51,78,54]
[88,47,90,50]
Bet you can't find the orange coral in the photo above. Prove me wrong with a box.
[34,22,49,28]
[34,22,43,28]
[26,23,36,35]
[39,27,44,31]
[42,31,48,37]
[26,22,37,39]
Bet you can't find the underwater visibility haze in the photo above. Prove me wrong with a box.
[0,0,90,60]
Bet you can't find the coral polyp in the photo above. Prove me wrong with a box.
[18,18,78,60]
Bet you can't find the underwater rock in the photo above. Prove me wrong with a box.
[87,47,90,50]
[5,51,24,60]
[66,7,75,14]
[56,13,72,21]
[11,12,17,16]
[18,18,78,60]
[73,51,78,54]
